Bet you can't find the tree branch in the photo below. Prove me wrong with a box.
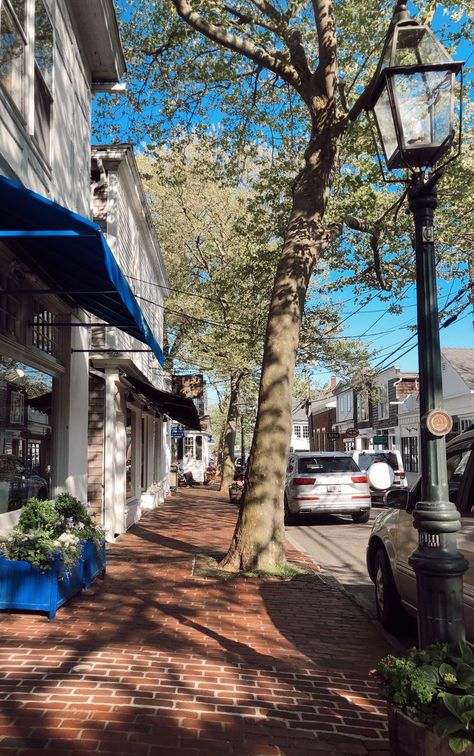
[170,0,302,90]
[312,0,338,99]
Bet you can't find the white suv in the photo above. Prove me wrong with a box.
[351,449,407,495]
[285,451,373,524]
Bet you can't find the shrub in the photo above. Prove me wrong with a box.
[17,498,58,533]
[0,495,105,571]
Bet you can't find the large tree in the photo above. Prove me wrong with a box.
[97,0,473,571]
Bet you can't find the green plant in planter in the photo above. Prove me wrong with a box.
[0,495,103,572]
[54,493,105,547]
[372,641,474,753]
[16,497,58,533]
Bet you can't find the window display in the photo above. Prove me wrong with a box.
[0,357,52,513]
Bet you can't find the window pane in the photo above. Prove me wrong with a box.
[0,4,25,114]
[0,358,52,513]
[9,0,26,29]
[35,0,53,89]
[447,442,473,507]
[34,66,52,157]
[298,456,359,474]
[126,409,133,496]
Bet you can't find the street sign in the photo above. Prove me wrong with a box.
[171,427,185,438]
[345,428,359,438]
[327,431,340,440]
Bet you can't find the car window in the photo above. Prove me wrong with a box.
[446,441,474,508]
[298,456,359,474]
[408,440,474,512]
[357,451,399,471]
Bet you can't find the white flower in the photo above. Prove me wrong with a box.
[57,532,79,547]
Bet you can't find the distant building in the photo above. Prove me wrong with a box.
[290,401,310,451]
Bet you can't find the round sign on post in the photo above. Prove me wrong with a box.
[345,428,359,438]
[424,409,453,437]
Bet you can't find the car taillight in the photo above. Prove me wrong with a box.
[399,472,406,479]
[351,475,368,484]
[293,477,316,486]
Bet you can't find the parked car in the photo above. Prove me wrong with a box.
[285,451,378,525]
[366,427,474,641]
[0,455,49,514]
[351,449,407,496]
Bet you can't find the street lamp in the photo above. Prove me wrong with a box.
[364,2,467,647]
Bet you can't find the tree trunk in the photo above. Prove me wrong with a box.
[219,123,341,572]
[220,370,244,492]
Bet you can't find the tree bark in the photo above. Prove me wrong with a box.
[220,119,341,571]
[220,370,244,492]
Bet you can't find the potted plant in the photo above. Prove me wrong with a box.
[0,495,106,618]
[229,479,245,503]
[54,493,106,589]
[371,641,474,755]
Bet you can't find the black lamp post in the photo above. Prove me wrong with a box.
[364,2,467,647]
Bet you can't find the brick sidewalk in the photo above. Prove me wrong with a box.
[0,487,393,755]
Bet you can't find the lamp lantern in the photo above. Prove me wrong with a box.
[366,3,462,173]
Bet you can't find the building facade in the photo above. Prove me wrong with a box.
[0,2,200,536]
[0,0,126,531]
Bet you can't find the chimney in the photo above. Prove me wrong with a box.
[330,376,337,392]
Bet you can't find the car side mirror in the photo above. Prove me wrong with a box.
[384,488,409,510]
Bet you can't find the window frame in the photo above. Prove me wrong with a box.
[0,0,54,161]
[377,383,389,420]
[0,0,27,118]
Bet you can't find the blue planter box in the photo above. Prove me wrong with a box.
[83,540,106,589]
[0,554,83,619]
[0,540,106,619]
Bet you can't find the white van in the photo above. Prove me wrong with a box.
[351,449,407,496]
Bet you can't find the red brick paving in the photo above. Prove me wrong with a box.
[0,487,392,755]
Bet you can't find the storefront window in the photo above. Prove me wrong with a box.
[401,436,419,473]
[0,357,52,514]
[126,408,134,497]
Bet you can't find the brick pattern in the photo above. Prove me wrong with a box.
[0,488,391,755]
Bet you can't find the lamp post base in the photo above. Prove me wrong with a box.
[409,507,468,645]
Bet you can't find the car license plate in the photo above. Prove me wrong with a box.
[327,484,341,493]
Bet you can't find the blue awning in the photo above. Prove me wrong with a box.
[0,174,164,366]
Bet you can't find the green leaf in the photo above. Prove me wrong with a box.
[434,717,464,737]
[440,693,474,724]
[448,735,473,754]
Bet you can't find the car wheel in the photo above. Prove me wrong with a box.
[352,511,370,523]
[284,496,298,526]
[37,488,48,500]
[374,547,404,632]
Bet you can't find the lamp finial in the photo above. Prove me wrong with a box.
[394,2,409,21]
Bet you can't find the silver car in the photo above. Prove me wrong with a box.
[285,451,372,524]
[367,428,474,641]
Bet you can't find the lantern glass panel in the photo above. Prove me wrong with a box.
[373,85,398,164]
[394,27,452,67]
[392,69,454,151]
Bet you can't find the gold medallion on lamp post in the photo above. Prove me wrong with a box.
[424,409,453,437]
